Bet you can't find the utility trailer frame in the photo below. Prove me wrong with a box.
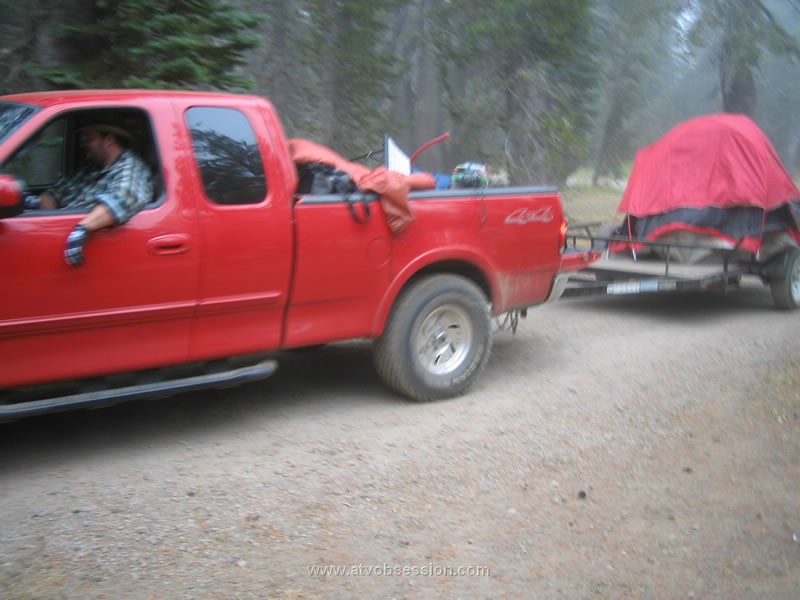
[561,223,800,309]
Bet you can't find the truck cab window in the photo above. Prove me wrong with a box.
[186,107,267,205]
[4,119,66,191]
[3,108,161,209]
[0,103,36,143]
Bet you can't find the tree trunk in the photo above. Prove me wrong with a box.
[1,0,93,93]
[720,61,757,116]
[389,0,449,173]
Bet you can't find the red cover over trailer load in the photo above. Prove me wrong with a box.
[616,113,800,259]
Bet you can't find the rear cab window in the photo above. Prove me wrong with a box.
[185,106,267,205]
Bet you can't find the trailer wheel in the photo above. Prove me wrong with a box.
[770,248,800,309]
[373,274,492,401]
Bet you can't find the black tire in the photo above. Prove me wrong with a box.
[373,274,492,402]
[770,249,800,310]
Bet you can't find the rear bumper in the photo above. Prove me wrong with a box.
[547,250,602,303]
[546,273,570,302]
[560,249,602,272]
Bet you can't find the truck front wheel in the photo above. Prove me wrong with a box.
[374,274,492,401]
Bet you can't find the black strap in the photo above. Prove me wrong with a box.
[346,194,371,224]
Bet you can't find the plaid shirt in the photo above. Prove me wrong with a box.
[48,150,154,225]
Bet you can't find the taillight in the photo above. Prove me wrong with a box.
[559,215,568,251]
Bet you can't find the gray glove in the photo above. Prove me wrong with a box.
[65,225,90,267]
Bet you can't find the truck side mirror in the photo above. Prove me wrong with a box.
[0,175,23,218]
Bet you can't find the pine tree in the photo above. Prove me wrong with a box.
[432,0,599,185]
[33,0,262,90]
[301,0,406,156]
[591,0,686,185]
[688,0,800,116]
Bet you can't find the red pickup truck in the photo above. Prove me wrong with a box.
[0,90,595,420]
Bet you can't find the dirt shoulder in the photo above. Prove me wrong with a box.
[1,280,799,600]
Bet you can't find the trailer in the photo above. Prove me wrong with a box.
[562,223,800,309]
[561,113,800,310]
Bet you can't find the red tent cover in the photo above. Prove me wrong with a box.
[288,138,436,235]
[615,114,800,254]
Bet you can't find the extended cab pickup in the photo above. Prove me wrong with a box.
[0,90,596,420]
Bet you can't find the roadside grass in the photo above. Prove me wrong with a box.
[561,184,622,225]
[753,356,800,424]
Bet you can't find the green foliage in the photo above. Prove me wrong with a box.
[688,0,800,115]
[301,0,406,156]
[6,0,800,181]
[591,0,687,183]
[32,0,262,90]
[433,0,598,184]
[0,3,54,93]
[438,0,589,66]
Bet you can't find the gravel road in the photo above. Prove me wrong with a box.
[2,279,799,599]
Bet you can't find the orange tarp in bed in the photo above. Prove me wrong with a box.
[288,138,436,235]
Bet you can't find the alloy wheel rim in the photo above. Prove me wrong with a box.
[416,305,473,376]
[791,257,800,303]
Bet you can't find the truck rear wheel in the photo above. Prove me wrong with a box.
[770,248,800,310]
[373,274,492,401]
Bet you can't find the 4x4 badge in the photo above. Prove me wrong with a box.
[505,206,554,224]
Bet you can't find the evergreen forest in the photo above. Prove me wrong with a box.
[2,0,800,184]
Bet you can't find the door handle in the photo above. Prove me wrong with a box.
[147,234,191,255]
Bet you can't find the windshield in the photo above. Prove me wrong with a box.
[0,102,37,144]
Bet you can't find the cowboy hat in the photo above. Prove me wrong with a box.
[77,123,132,142]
